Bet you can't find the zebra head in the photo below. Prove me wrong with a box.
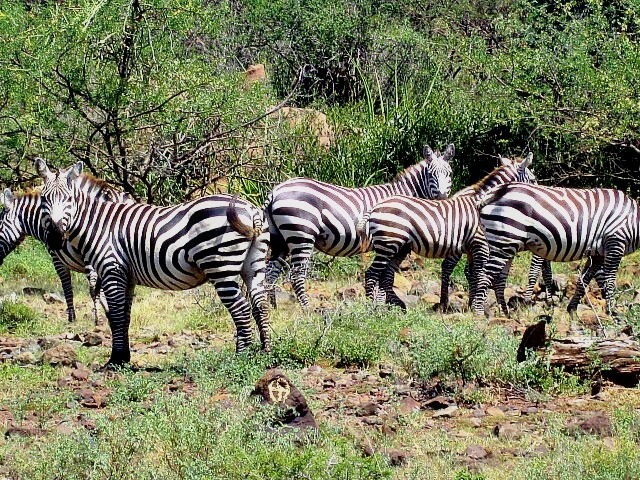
[35,158,83,249]
[499,152,536,184]
[0,189,25,266]
[421,143,454,199]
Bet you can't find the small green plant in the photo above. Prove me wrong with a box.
[0,300,39,333]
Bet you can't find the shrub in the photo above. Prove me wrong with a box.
[0,300,39,333]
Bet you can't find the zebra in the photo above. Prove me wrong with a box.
[0,174,131,324]
[357,153,536,314]
[436,154,537,311]
[35,159,270,365]
[264,143,455,308]
[477,183,640,318]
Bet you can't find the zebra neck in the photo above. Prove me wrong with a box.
[19,196,47,241]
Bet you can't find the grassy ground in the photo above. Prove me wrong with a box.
[0,239,639,479]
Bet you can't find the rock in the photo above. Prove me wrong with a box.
[469,417,482,427]
[270,107,333,149]
[337,284,364,301]
[424,396,453,410]
[568,412,612,437]
[421,293,441,305]
[486,406,506,418]
[71,368,90,381]
[42,292,65,304]
[83,332,104,347]
[42,344,77,366]
[393,274,412,293]
[4,426,45,438]
[507,294,527,311]
[378,364,393,378]
[252,369,318,432]
[245,63,266,84]
[14,351,37,364]
[357,402,381,417]
[387,449,411,467]
[78,389,108,408]
[22,287,45,296]
[308,365,323,374]
[465,444,489,460]
[432,405,458,418]
[398,396,421,414]
[493,423,523,440]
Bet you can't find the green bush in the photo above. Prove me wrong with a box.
[0,300,39,333]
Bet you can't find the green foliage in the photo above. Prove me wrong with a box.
[7,394,392,480]
[271,302,410,368]
[0,300,39,333]
[404,317,587,395]
[0,237,59,288]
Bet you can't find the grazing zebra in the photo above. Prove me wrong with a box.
[264,143,455,308]
[477,183,640,317]
[358,154,536,314]
[0,175,131,324]
[36,159,270,365]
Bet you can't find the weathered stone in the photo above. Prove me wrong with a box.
[14,351,37,364]
[245,64,266,84]
[424,396,454,410]
[253,369,318,432]
[357,402,381,417]
[42,292,65,304]
[42,344,77,366]
[83,332,104,347]
[469,417,482,428]
[465,444,489,460]
[493,422,523,440]
[432,405,458,418]
[71,368,90,381]
[486,406,506,418]
[337,284,364,301]
[393,274,412,293]
[568,412,612,437]
[398,396,421,414]
[378,364,393,378]
[387,449,411,467]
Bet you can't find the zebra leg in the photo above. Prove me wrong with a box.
[241,233,271,352]
[476,246,514,317]
[289,243,315,308]
[541,259,555,299]
[51,254,76,322]
[364,253,388,303]
[102,273,135,366]
[437,255,461,312]
[567,256,603,319]
[211,277,255,352]
[265,237,289,308]
[381,246,411,311]
[602,241,625,317]
[524,255,544,303]
[85,266,103,325]
[494,259,513,316]
[469,237,489,315]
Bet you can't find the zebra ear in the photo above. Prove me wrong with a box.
[442,143,455,162]
[521,152,534,169]
[66,161,84,184]
[422,144,434,160]
[2,189,14,210]
[34,157,54,181]
[499,155,511,166]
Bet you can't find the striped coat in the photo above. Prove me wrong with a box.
[358,154,535,314]
[0,175,130,324]
[478,183,640,316]
[264,143,455,307]
[36,159,270,365]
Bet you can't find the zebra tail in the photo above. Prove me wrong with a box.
[355,211,372,253]
[227,196,262,239]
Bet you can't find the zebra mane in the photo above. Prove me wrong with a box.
[468,160,527,195]
[391,159,428,183]
[468,166,507,194]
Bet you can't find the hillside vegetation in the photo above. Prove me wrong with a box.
[1,0,639,202]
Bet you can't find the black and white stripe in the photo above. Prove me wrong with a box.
[36,159,270,365]
[0,175,130,324]
[358,154,536,314]
[477,183,640,316]
[264,143,455,307]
